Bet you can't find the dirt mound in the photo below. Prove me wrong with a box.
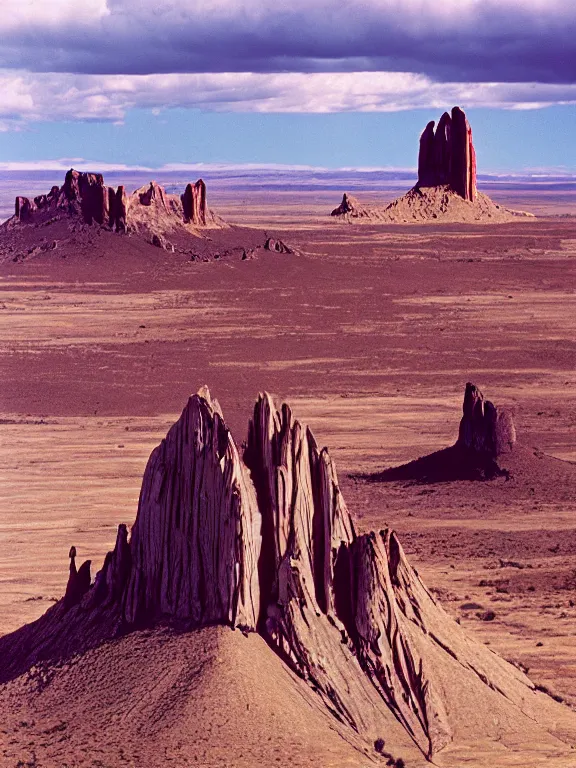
[332,185,534,225]
[0,626,387,768]
[1,387,575,765]
[330,192,375,219]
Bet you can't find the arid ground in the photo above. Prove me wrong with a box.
[0,183,575,765]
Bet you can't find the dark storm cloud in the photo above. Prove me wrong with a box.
[1,1,575,84]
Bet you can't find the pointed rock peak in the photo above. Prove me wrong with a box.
[330,192,375,220]
[195,384,224,417]
[122,392,261,629]
[417,106,477,201]
[458,381,516,458]
[6,170,225,237]
[331,192,362,216]
[0,388,568,763]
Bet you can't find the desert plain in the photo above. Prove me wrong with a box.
[0,175,575,766]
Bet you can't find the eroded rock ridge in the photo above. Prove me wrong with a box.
[0,387,560,761]
[9,169,222,237]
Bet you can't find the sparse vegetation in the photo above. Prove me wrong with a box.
[374,739,406,766]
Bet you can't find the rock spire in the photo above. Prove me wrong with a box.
[417,106,477,201]
[457,381,516,458]
[9,169,222,236]
[330,107,533,222]
[181,179,207,225]
[0,387,562,762]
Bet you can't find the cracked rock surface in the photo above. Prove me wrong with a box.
[0,387,574,764]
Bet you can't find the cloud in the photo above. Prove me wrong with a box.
[0,70,575,128]
[0,1,574,83]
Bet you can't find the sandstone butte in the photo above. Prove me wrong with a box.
[10,168,224,238]
[1,384,574,765]
[331,106,533,223]
[416,106,477,202]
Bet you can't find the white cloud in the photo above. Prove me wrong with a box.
[0,70,575,129]
[0,0,108,28]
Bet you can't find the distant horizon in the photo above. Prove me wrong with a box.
[1,161,576,180]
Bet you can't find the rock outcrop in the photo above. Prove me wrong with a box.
[331,107,532,223]
[181,179,207,225]
[8,169,224,238]
[64,546,91,608]
[0,387,568,762]
[372,382,517,483]
[418,107,477,201]
[330,193,374,220]
[264,237,292,254]
[457,381,516,458]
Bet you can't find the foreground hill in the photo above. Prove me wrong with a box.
[1,387,575,767]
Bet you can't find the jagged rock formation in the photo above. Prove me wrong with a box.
[372,382,517,483]
[5,169,225,243]
[181,179,207,225]
[0,387,571,763]
[418,107,476,201]
[457,382,516,458]
[122,388,261,629]
[264,237,292,254]
[331,107,533,223]
[330,193,374,219]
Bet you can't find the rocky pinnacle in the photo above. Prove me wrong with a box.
[0,387,552,761]
[417,106,477,201]
[11,169,217,234]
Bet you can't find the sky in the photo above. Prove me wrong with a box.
[0,0,574,172]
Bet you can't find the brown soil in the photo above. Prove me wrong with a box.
[0,189,575,766]
[331,185,534,224]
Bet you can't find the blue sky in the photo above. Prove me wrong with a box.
[1,107,574,173]
[0,1,575,173]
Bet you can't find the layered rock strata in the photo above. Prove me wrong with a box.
[0,387,563,761]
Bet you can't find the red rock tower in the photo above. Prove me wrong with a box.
[417,106,477,201]
[181,179,207,225]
